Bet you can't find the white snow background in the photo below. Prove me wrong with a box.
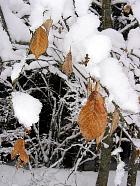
[0,165,140,186]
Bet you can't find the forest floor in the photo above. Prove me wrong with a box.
[0,164,140,186]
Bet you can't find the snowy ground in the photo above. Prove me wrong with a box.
[0,165,140,186]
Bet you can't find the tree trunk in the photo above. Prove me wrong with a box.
[127,147,139,186]
[101,0,112,29]
[127,126,140,186]
[96,1,113,185]
[96,125,113,186]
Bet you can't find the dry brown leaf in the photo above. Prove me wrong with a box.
[42,18,53,34]
[78,91,107,141]
[96,132,104,146]
[135,148,140,160]
[62,49,73,77]
[123,4,131,14]
[11,139,29,168]
[19,150,29,164]
[29,26,48,59]
[110,109,120,135]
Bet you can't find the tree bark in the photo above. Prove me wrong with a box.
[101,0,112,29]
[96,1,113,183]
[96,125,113,186]
[127,147,139,186]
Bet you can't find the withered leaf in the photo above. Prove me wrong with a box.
[96,132,104,146]
[110,109,120,135]
[62,50,73,77]
[78,91,107,141]
[123,4,131,14]
[11,139,29,168]
[29,26,48,59]
[135,149,140,160]
[42,18,53,34]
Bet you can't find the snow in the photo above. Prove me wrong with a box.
[99,57,139,113]
[62,12,139,113]
[127,28,140,52]
[29,0,67,30]
[114,161,125,186]
[12,92,42,128]
[0,67,12,81]
[84,34,112,64]
[11,55,26,83]
[63,14,100,55]
[132,138,140,148]
[111,147,123,156]
[101,28,126,49]
[11,63,23,83]
[131,1,140,24]
[29,1,44,31]
[75,0,92,17]
[0,0,31,42]
[0,25,20,61]
[63,14,112,66]
[63,0,74,18]
[1,165,140,186]
[7,0,30,18]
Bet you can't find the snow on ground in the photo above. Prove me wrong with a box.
[0,165,140,186]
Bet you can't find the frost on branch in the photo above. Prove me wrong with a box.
[0,25,20,61]
[114,161,125,186]
[0,0,31,42]
[129,0,140,24]
[29,0,67,30]
[11,55,26,83]
[12,92,42,128]
[74,0,92,17]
